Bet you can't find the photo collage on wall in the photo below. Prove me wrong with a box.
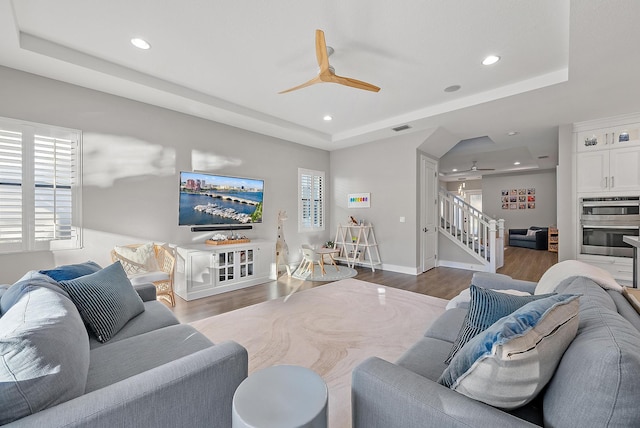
[501,188,535,210]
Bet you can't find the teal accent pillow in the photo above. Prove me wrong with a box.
[0,281,90,424]
[39,261,102,281]
[59,262,144,343]
[438,294,580,409]
[444,285,555,363]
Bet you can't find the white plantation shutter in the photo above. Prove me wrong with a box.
[298,168,324,232]
[0,128,23,251]
[0,117,81,253]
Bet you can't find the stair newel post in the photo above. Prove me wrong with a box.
[488,219,497,272]
[497,219,505,269]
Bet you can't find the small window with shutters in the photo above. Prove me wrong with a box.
[0,117,82,253]
[298,168,324,232]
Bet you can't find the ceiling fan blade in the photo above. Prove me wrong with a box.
[315,29,330,72]
[330,74,381,92]
[278,75,322,94]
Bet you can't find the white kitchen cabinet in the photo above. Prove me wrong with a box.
[175,240,274,301]
[577,124,640,152]
[576,254,633,285]
[576,146,640,193]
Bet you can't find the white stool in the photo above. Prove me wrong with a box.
[232,365,328,428]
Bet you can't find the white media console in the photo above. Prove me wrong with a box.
[175,240,275,301]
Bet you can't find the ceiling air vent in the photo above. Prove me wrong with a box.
[538,155,549,159]
[392,124,411,132]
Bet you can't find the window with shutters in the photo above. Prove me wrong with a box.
[298,168,324,232]
[0,117,82,253]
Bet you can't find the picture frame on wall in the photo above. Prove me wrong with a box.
[501,187,536,211]
[348,193,371,208]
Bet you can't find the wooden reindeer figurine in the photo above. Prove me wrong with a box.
[276,210,290,276]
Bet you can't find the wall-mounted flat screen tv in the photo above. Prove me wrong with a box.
[179,171,264,226]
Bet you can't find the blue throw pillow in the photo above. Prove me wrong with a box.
[445,285,555,363]
[59,262,144,343]
[438,294,580,409]
[40,261,102,281]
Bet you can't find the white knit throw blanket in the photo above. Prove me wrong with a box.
[534,260,623,295]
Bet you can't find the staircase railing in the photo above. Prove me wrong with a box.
[439,190,504,272]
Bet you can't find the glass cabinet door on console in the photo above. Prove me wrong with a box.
[214,249,255,285]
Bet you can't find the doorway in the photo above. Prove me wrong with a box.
[420,155,438,272]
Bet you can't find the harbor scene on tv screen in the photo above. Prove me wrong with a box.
[179,172,264,225]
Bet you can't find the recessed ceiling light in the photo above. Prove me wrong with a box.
[482,55,500,66]
[323,115,333,121]
[514,161,521,165]
[507,131,519,136]
[444,85,461,93]
[452,168,458,172]
[131,38,151,50]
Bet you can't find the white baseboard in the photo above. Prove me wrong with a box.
[437,260,485,272]
[380,264,420,275]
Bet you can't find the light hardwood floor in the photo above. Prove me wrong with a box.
[170,246,558,323]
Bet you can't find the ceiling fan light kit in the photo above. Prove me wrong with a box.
[279,29,380,94]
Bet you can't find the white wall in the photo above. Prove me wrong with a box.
[0,66,330,282]
[481,170,557,231]
[556,124,574,260]
[329,129,456,273]
[329,134,418,272]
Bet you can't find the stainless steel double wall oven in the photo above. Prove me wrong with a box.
[580,196,640,258]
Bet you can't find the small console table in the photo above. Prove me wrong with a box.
[175,239,275,300]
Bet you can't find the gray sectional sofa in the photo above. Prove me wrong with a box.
[352,271,640,427]
[0,268,248,428]
[509,227,549,250]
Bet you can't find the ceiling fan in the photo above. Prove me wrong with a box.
[279,29,380,94]
[458,161,495,173]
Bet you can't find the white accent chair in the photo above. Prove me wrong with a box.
[296,245,325,277]
[111,243,176,307]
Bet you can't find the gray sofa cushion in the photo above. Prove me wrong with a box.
[396,337,452,381]
[59,261,145,343]
[607,289,640,331]
[424,308,467,342]
[88,300,180,349]
[86,324,214,392]
[1,271,70,314]
[543,276,640,427]
[0,280,90,425]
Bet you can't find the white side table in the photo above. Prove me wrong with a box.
[232,365,328,428]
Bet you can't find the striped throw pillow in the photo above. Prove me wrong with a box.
[59,262,144,343]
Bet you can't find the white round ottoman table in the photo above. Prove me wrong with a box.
[232,365,328,428]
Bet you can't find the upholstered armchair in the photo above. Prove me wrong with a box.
[111,243,176,306]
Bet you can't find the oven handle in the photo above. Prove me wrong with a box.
[581,224,640,229]
[581,200,640,207]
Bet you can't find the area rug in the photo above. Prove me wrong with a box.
[291,264,358,281]
[190,278,448,427]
